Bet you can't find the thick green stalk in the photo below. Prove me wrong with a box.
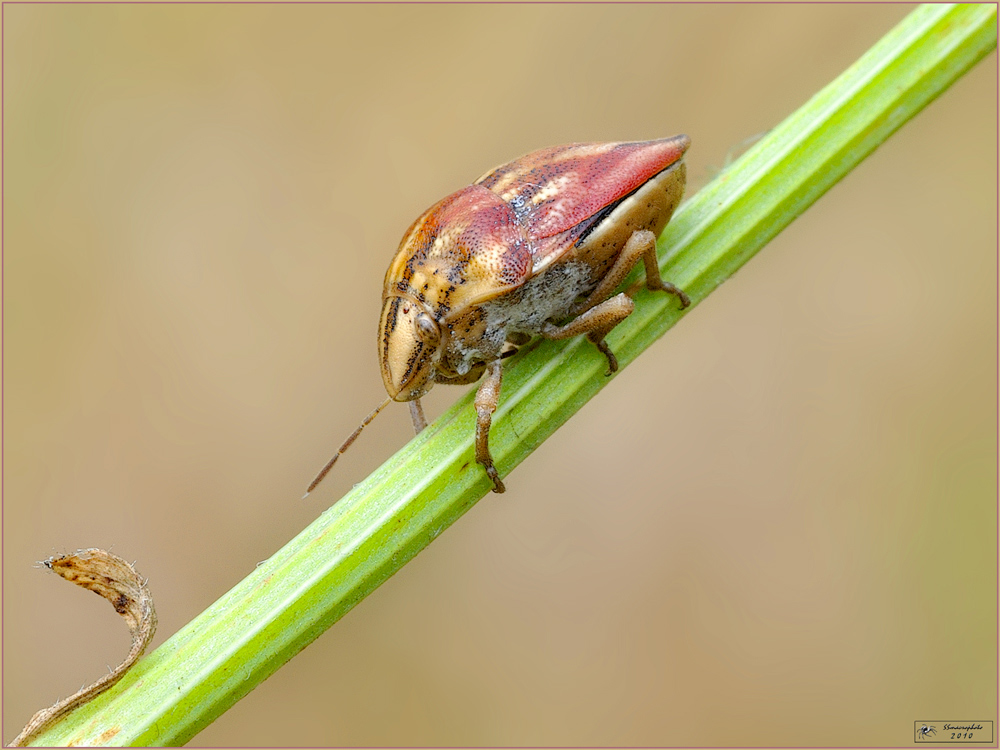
[25,4,996,746]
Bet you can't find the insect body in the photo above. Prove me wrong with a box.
[308,136,691,496]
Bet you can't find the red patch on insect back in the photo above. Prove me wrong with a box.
[386,185,531,312]
[478,137,690,241]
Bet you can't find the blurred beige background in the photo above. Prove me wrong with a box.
[3,4,995,747]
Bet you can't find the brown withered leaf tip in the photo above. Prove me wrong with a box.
[8,549,156,747]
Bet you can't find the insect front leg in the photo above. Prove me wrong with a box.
[474,360,506,494]
[543,293,635,374]
[574,229,691,316]
[409,399,427,434]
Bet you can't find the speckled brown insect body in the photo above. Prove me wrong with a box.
[309,136,691,496]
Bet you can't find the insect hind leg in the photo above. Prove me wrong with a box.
[573,229,690,315]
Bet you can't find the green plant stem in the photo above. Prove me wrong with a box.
[23,4,996,746]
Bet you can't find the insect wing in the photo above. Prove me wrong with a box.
[476,136,690,273]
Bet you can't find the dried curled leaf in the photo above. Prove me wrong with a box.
[9,549,156,747]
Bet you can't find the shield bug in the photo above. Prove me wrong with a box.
[307,136,691,496]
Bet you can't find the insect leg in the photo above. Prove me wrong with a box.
[543,293,634,374]
[409,399,427,434]
[637,233,691,307]
[574,230,690,315]
[474,360,505,494]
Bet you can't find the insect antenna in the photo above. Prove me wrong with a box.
[304,396,393,497]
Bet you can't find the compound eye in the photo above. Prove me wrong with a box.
[414,312,440,345]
